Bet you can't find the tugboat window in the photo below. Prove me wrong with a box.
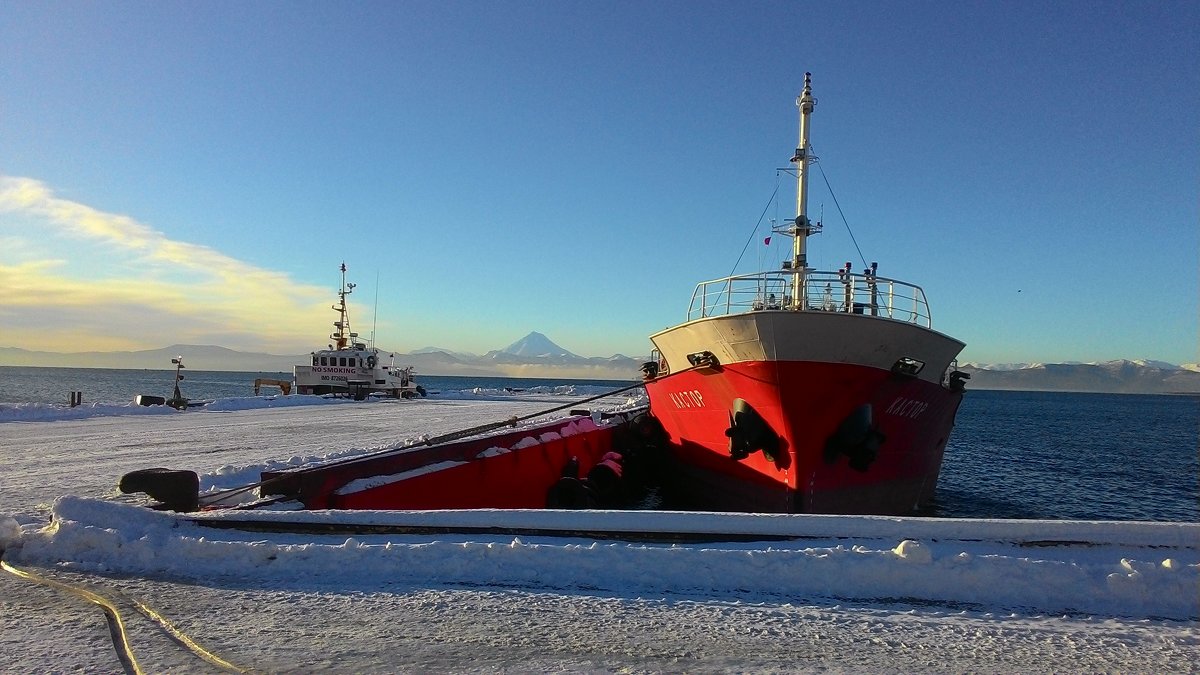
[320,357,328,366]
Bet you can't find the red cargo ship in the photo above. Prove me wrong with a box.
[641,74,969,515]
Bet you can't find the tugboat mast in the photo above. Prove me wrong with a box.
[790,72,816,310]
[331,262,356,350]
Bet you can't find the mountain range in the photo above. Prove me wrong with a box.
[0,332,646,381]
[958,360,1200,394]
[1,335,1197,393]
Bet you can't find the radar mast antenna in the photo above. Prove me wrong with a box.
[789,72,816,310]
[331,262,355,350]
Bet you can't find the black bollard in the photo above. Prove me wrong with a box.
[119,468,200,512]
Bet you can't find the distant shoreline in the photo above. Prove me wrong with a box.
[964,386,1200,397]
[0,363,640,383]
[4,364,1194,396]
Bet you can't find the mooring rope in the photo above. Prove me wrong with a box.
[418,379,650,447]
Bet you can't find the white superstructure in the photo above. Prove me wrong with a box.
[293,263,422,399]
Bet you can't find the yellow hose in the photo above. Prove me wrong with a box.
[2,558,143,675]
[2,556,252,674]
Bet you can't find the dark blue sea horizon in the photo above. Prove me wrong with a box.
[1,366,1195,523]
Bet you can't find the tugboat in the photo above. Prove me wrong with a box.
[293,264,424,400]
[641,74,969,515]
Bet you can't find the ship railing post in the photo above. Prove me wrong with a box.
[841,266,852,313]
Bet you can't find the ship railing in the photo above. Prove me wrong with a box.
[686,270,933,328]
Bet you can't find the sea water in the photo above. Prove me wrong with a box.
[933,389,1198,522]
[1,366,1195,522]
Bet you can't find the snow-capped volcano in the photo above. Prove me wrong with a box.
[491,331,579,359]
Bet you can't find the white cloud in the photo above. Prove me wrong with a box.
[0,175,333,353]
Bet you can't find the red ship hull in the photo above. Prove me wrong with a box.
[646,360,962,514]
[645,310,966,515]
[259,414,632,510]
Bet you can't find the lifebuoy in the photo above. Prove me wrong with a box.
[366,355,377,369]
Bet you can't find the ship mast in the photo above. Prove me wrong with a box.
[331,262,356,350]
[789,72,816,311]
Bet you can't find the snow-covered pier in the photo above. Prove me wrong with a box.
[2,394,1196,671]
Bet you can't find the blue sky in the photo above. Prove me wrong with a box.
[1,1,1196,365]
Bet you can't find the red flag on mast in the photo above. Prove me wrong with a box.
[763,236,772,246]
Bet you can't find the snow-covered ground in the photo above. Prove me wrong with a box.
[2,393,1197,673]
